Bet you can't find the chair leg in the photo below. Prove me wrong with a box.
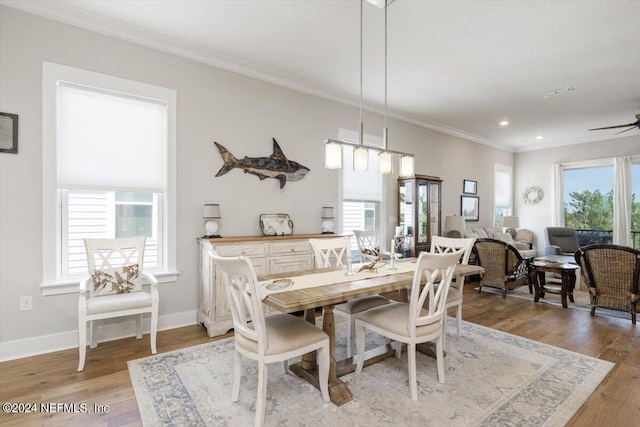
[442,318,447,351]
[136,314,143,339]
[408,344,417,401]
[355,322,366,374]
[90,320,98,349]
[456,304,462,336]
[77,320,86,372]
[256,362,268,427]
[232,350,241,402]
[318,344,330,402]
[436,335,445,384]
[394,341,402,358]
[282,360,289,374]
[150,308,158,354]
[347,315,354,358]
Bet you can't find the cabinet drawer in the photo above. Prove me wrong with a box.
[214,243,266,258]
[269,240,311,256]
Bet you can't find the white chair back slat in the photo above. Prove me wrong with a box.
[309,237,351,268]
[212,254,267,355]
[408,250,464,335]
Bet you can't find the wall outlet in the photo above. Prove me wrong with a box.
[19,296,32,311]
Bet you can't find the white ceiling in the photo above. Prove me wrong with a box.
[4,0,640,152]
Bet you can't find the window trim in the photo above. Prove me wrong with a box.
[41,62,178,294]
[493,163,513,226]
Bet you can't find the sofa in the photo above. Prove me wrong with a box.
[447,227,538,258]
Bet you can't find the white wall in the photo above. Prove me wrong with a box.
[513,136,640,250]
[0,6,513,359]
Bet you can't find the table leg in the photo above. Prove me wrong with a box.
[289,305,353,406]
[322,304,352,405]
[568,271,576,303]
[301,309,317,370]
[560,270,577,307]
[534,270,546,302]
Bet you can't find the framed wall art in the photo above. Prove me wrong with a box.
[461,195,479,221]
[463,179,477,194]
[0,112,18,154]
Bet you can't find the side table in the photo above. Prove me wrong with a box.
[531,259,579,308]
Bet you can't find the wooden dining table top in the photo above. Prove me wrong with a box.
[260,262,484,313]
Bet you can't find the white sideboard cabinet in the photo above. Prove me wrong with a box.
[198,234,339,337]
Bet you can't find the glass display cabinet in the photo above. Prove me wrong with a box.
[397,175,442,257]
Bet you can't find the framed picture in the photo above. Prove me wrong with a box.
[463,179,477,194]
[461,195,479,222]
[0,112,18,154]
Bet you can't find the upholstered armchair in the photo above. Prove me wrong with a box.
[474,238,532,298]
[545,227,580,256]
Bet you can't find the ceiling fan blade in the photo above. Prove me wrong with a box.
[614,124,639,135]
[588,123,636,131]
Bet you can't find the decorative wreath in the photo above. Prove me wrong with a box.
[522,186,544,205]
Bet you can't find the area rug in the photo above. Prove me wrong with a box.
[129,319,613,426]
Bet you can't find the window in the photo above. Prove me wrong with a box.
[493,164,513,227]
[42,62,177,294]
[554,156,640,249]
[562,163,613,241]
[339,129,383,253]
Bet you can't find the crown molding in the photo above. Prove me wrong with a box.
[1,0,511,152]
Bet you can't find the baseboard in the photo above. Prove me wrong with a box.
[0,310,198,362]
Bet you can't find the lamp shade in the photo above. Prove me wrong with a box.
[399,155,414,177]
[444,215,466,231]
[321,206,334,219]
[353,146,369,171]
[378,151,393,174]
[325,142,342,169]
[203,204,221,219]
[502,216,520,228]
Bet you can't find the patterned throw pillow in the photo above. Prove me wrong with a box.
[91,264,139,296]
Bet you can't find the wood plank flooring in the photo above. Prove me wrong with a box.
[1,284,638,426]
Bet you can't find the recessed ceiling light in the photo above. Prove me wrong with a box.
[536,135,544,140]
[499,121,509,126]
[541,86,575,98]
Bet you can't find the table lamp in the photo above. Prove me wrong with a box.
[502,216,519,237]
[444,215,466,232]
[203,204,222,238]
[321,207,334,234]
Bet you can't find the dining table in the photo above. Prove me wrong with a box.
[258,260,484,406]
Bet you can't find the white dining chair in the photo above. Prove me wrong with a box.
[355,249,464,400]
[309,237,390,358]
[212,252,330,427]
[78,236,159,372]
[430,236,476,341]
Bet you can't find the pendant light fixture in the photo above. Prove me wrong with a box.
[378,1,393,175]
[352,0,369,171]
[324,0,414,176]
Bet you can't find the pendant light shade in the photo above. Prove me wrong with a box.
[325,141,342,169]
[379,150,393,174]
[353,146,369,171]
[400,155,414,177]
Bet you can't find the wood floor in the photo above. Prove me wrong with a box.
[1,284,638,427]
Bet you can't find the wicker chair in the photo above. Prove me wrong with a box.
[574,244,640,324]
[474,238,531,298]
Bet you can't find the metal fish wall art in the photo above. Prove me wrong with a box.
[214,138,310,189]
